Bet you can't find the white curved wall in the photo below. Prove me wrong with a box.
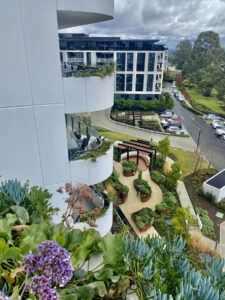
[57,0,114,29]
[70,147,113,185]
[73,202,113,237]
[63,76,114,114]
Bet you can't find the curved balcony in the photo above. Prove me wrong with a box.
[69,147,113,186]
[73,202,113,237]
[63,74,114,114]
[57,0,114,29]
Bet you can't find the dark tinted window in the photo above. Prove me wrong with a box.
[126,74,133,91]
[127,53,133,71]
[136,74,144,91]
[116,74,125,91]
[136,53,145,71]
[147,75,153,91]
[148,53,155,71]
[87,52,91,65]
[117,53,125,71]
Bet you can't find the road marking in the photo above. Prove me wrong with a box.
[181,117,184,120]
[191,117,195,121]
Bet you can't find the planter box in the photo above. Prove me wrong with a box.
[139,224,152,232]
[122,194,128,203]
[141,194,151,202]
[156,209,171,214]
[123,171,135,177]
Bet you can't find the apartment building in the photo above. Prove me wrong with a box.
[0,0,114,236]
[59,33,168,100]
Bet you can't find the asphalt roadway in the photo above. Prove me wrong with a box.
[168,86,225,171]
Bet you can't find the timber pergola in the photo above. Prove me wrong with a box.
[116,139,157,170]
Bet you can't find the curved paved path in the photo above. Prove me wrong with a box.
[90,108,197,151]
[114,161,162,238]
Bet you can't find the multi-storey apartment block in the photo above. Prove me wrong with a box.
[0,0,114,236]
[59,33,168,100]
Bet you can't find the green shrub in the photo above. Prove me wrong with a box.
[163,192,178,209]
[151,171,166,184]
[138,171,142,179]
[133,178,151,191]
[152,155,164,169]
[196,207,216,239]
[181,102,204,116]
[156,202,169,211]
[198,188,216,203]
[120,185,129,196]
[122,161,138,174]
[140,186,151,198]
[134,209,154,229]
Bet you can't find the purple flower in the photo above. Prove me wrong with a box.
[22,241,73,287]
[26,275,59,300]
[0,292,12,300]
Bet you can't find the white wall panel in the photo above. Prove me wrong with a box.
[0,107,43,185]
[20,0,64,105]
[0,0,31,108]
[63,76,114,114]
[34,104,70,186]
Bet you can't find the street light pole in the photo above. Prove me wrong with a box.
[196,129,201,154]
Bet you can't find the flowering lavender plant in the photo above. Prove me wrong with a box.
[22,241,73,299]
[26,275,59,300]
[0,292,12,300]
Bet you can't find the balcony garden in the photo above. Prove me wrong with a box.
[62,62,115,78]
[66,114,112,162]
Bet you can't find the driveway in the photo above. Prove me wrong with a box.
[90,108,197,152]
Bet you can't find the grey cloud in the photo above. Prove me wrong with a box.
[60,0,225,49]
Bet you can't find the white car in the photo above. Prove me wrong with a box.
[160,112,173,118]
[212,122,225,129]
[178,96,185,102]
[172,85,176,89]
[215,127,225,136]
[167,126,184,134]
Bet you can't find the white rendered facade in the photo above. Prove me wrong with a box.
[60,49,165,99]
[0,0,114,236]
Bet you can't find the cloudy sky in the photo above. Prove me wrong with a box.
[60,0,225,50]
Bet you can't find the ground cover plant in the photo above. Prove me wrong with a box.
[132,208,155,231]
[196,207,216,239]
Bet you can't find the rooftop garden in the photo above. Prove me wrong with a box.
[73,63,115,78]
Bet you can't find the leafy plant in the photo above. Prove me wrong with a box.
[151,170,166,184]
[156,202,169,211]
[167,161,182,190]
[196,207,216,239]
[122,160,138,174]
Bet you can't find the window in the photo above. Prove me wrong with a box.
[116,74,125,91]
[147,75,153,91]
[136,53,145,71]
[68,52,83,58]
[127,53,133,71]
[136,74,144,91]
[87,52,91,65]
[117,53,125,71]
[148,53,155,71]
[126,74,133,91]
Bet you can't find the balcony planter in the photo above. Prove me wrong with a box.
[123,171,135,177]
[122,161,137,177]
[139,224,152,232]
[155,203,171,214]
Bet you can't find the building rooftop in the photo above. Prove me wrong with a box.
[206,169,225,189]
[59,33,167,51]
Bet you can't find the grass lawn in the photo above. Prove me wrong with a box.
[186,87,224,115]
[94,126,210,177]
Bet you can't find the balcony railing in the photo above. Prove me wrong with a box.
[66,114,102,160]
[96,58,114,64]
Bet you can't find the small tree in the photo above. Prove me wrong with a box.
[158,137,170,162]
[172,207,196,243]
[166,161,181,190]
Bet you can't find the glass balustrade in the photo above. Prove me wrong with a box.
[66,114,102,160]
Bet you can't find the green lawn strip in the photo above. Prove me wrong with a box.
[93,126,209,177]
[186,87,224,115]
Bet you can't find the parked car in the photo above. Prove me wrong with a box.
[205,114,221,121]
[212,122,225,129]
[172,84,176,89]
[163,121,182,129]
[215,127,225,136]
[221,134,225,141]
[160,111,173,118]
[178,95,185,102]
[173,89,178,94]
[167,126,184,134]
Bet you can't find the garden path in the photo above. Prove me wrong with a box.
[114,161,163,238]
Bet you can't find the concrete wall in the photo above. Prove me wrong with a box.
[70,147,113,186]
[202,182,224,202]
[63,76,114,113]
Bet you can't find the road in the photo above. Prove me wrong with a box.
[90,108,196,151]
[167,85,225,171]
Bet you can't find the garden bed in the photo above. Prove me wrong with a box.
[131,208,155,232]
[184,169,224,241]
